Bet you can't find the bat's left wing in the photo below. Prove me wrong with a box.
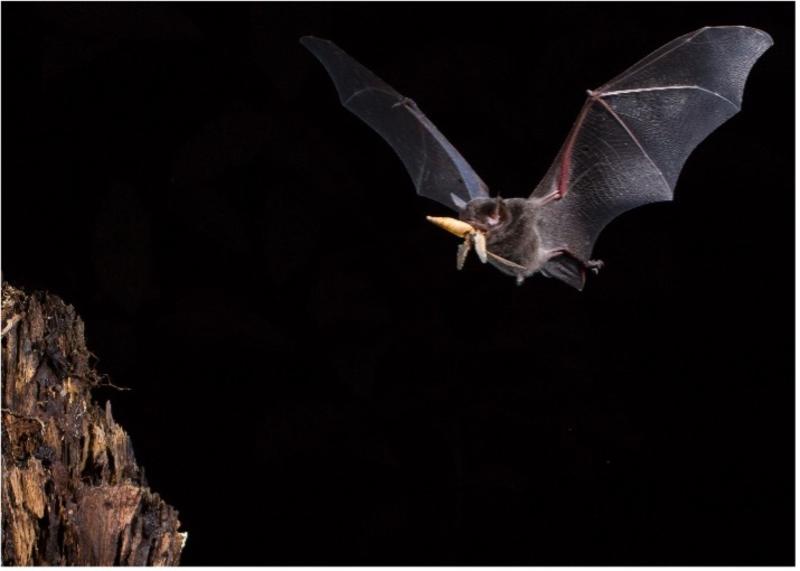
[301,36,489,211]
[530,26,773,289]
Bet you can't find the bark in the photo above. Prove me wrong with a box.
[1,283,185,565]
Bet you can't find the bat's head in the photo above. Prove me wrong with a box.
[459,197,510,235]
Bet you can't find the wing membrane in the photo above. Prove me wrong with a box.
[302,36,489,211]
[531,26,773,289]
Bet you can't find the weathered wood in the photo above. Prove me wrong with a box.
[1,283,185,565]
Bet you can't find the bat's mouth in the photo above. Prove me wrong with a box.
[463,219,492,233]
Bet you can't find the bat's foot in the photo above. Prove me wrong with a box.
[546,248,603,274]
[586,259,604,274]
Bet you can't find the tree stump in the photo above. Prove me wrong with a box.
[1,283,185,565]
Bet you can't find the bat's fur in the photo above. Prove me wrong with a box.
[460,198,548,284]
[460,197,600,288]
[459,198,541,279]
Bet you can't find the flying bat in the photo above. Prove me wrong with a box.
[301,27,772,289]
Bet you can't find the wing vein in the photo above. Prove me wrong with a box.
[600,84,739,109]
[343,86,400,107]
[413,109,429,191]
[593,96,672,194]
[557,100,594,197]
[597,28,707,92]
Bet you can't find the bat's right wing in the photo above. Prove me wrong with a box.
[301,36,490,212]
[529,26,772,290]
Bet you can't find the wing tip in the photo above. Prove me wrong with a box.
[300,35,338,53]
[749,27,775,49]
[696,25,774,48]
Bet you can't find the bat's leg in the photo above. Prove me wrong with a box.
[486,251,526,271]
[545,248,604,274]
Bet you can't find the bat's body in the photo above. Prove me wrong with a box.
[478,198,544,279]
[302,28,772,289]
[454,197,566,285]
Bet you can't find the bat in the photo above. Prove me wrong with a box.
[301,27,772,289]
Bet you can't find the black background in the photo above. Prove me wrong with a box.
[2,2,794,565]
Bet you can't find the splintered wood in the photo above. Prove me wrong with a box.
[1,283,185,565]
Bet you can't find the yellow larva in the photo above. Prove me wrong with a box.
[425,216,476,238]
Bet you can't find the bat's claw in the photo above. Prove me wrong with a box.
[537,189,564,206]
[391,96,416,109]
[586,259,604,274]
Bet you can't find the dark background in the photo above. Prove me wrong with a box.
[2,2,794,565]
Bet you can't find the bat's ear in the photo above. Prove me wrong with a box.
[491,196,510,223]
[492,196,503,216]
